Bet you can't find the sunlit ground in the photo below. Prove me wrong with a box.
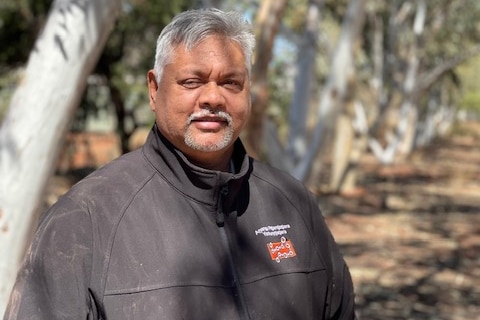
[323,121,480,320]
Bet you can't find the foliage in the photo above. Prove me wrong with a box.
[459,92,480,113]
[2,0,480,156]
[0,0,53,121]
[74,0,194,148]
[457,55,480,116]
[0,0,194,146]
[266,0,344,138]
[0,0,52,67]
[0,70,20,120]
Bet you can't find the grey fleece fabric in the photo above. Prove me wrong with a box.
[4,126,355,320]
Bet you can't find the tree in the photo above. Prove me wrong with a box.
[361,0,480,165]
[244,0,288,158]
[327,0,480,194]
[295,0,366,184]
[79,0,192,154]
[283,0,323,172]
[0,0,53,120]
[0,0,121,313]
[237,0,368,189]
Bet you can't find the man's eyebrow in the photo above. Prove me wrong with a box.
[176,68,203,75]
[176,68,247,79]
[224,70,247,77]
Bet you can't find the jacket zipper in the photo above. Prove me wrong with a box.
[215,185,228,227]
[216,184,250,320]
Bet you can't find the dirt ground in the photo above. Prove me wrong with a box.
[45,121,480,319]
[321,121,480,320]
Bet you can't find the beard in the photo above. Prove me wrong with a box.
[184,109,234,152]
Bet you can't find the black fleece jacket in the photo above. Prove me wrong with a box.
[4,126,356,320]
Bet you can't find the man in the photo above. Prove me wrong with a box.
[4,8,355,319]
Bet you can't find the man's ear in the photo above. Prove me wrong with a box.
[147,70,158,112]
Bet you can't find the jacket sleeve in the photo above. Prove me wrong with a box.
[305,191,357,320]
[3,199,97,320]
[324,233,357,320]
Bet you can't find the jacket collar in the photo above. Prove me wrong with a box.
[142,125,251,209]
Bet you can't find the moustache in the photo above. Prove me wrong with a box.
[187,110,233,126]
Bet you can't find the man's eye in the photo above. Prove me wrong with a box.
[222,80,242,91]
[180,79,202,88]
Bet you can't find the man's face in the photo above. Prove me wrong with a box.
[147,35,251,169]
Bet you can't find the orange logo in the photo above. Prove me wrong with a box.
[267,237,297,263]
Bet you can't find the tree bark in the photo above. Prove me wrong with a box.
[293,0,367,182]
[244,0,287,159]
[396,0,426,158]
[0,0,120,313]
[284,0,323,171]
[330,104,355,192]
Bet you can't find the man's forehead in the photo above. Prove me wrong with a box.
[169,40,246,69]
[175,35,243,54]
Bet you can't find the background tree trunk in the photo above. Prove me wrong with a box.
[293,0,367,182]
[283,0,323,171]
[0,0,120,313]
[244,0,287,159]
[396,0,426,159]
[330,104,355,192]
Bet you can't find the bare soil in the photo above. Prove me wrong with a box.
[321,121,480,320]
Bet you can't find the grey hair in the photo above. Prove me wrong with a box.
[153,8,256,83]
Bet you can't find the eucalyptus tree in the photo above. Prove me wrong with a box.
[294,0,367,183]
[0,0,121,313]
[0,0,53,119]
[253,0,367,185]
[317,0,480,193]
[362,0,480,164]
[83,0,192,153]
[282,0,323,172]
[244,0,288,158]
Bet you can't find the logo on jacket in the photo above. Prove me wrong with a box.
[255,224,290,237]
[267,236,297,263]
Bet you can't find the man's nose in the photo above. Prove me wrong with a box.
[199,82,226,109]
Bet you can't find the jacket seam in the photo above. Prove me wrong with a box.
[95,170,158,306]
[104,282,234,296]
[240,268,327,285]
[102,268,328,297]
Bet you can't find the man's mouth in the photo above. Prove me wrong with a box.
[190,117,227,131]
[187,111,232,130]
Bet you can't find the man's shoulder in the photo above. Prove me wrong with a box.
[61,149,156,210]
[249,159,310,196]
[84,148,152,182]
[39,149,157,239]
[250,159,302,184]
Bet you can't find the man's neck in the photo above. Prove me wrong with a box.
[187,152,232,172]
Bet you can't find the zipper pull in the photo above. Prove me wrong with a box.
[216,185,229,227]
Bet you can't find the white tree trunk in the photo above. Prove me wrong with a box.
[368,0,426,163]
[293,0,367,181]
[0,0,120,314]
[396,0,426,158]
[284,0,323,171]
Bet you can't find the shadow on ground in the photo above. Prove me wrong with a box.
[321,122,480,320]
